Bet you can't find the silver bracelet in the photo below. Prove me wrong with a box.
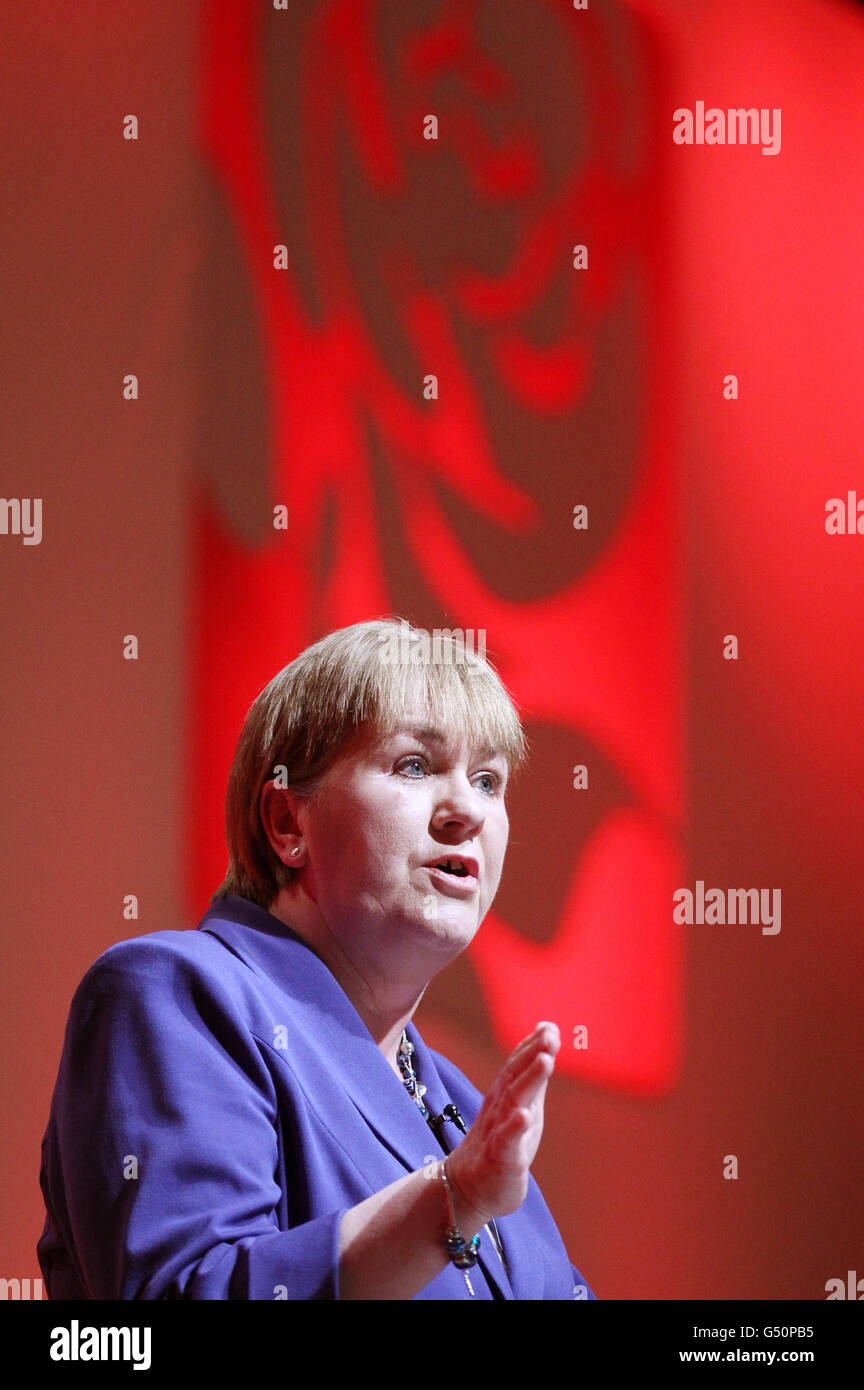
[438,1160,481,1292]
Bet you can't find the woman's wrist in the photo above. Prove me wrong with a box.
[440,1153,491,1237]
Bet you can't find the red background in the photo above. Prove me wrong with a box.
[2,0,863,1299]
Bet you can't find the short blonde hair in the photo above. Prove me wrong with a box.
[214,617,528,908]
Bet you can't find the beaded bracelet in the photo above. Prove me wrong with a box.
[439,1160,481,1293]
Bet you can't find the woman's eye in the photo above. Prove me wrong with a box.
[394,756,503,791]
[475,772,501,794]
[397,755,427,777]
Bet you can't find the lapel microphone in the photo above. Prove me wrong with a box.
[428,1109,454,1147]
[443,1102,467,1133]
[427,1101,467,1147]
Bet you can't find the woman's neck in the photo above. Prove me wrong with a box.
[267,889,427,1073]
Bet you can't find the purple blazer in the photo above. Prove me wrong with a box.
[38,893,596,1300]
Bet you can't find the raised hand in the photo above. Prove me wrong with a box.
[445,1021,560,1228]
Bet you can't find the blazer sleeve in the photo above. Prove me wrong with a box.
[39,937,349,1300]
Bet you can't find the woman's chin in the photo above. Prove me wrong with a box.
[401,904,480,954]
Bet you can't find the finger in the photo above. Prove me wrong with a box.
[490,1105,537,1166]
[504,1050,555,1112]
[480,1054,536,1125]
[492,1105,532,1141]
[514,1021,559,1057]
[496,1024,558,1092]
[493,1032,555,1104]
[476,1025,560,1133]
[480,1062,550,1162]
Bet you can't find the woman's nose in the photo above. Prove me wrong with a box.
[430,776,486,830]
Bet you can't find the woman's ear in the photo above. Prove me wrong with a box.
[259,779,306,866]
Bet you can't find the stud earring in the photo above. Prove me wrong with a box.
[290,847,301,858]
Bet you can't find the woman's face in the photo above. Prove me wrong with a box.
[294,712,510,966]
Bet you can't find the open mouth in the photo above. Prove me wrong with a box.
[436,859,468,877]
[424,856,478,880]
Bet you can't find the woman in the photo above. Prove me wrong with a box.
[38,618,596,1300]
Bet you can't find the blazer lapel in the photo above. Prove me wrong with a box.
[198,898,462,1179]
[199,896,519,1299]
